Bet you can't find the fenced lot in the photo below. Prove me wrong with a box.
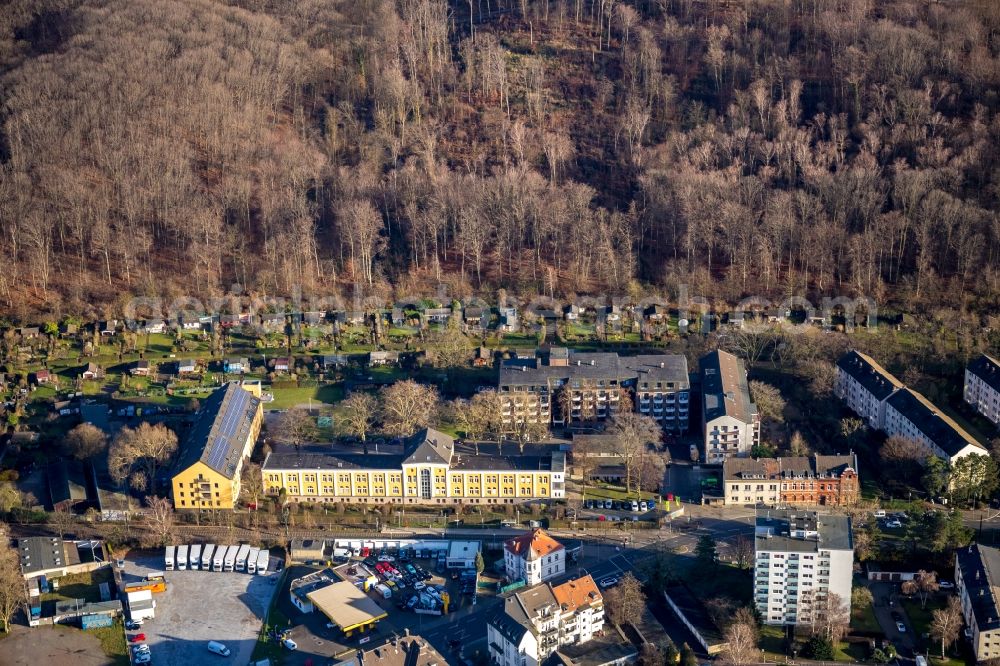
[122,550,278,666]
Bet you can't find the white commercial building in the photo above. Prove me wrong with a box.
[504,529,565,586]
[754,511,854,627]
[487,574,604,666]
[955,543,1000,662]
[700,350,760,463]
[965,354,1000,429]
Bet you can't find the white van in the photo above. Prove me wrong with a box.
[873,510,887,518]
[207,641,231,657]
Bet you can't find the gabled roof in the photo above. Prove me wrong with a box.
[504,528,564,561]
[723,454,858,481]
[956,543,1000,632]
[700,349,757,424]
[174,383,260,479]
[836,350,902,401]
[969,354,1000,395]
[886,388,984,458]
[489,604,531,643]
[401,427,454,466]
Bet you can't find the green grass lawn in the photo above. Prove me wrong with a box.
[760,625,868,663]
[584,482,658,502]
[42,567,114,603]
[88,620,129,665]
[268,384,344,410]
[851,600,882,633]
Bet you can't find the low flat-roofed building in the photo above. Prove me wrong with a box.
[17,537,108,580]
[307,579,388,637]
[446,540,480,569]
[289,538,327,564]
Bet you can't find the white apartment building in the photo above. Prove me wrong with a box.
[835,350,987,465]
[884,388,986,464]
[504,528,565,586]
[701,350,760,463]
[487,574,604,666]
[834,350,903,429]
[965,354,1000,428]
[955,543,1000,662]
[754,511,854,627]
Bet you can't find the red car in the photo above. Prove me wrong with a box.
[130,633,146,642]
[360,547,370,558]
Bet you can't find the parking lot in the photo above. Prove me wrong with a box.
[122,549,279,666]
[268,549,484,664]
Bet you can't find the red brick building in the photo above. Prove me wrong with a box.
[723,454,860,507]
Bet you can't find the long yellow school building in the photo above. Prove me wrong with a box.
[262,428,566,505]
[171,381,263,510]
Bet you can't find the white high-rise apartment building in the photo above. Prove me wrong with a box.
[754,511,854,627]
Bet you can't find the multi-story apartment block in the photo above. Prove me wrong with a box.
[723,454,860,507]
[884,388,986,463]
[504,528,565,586]
[700,350,760,463]
[487,574,604,666]
[754,511,853,627]
[835,350,903,429]
[171,382,263,510]
[262,428,566,505]
[836,350,987,464]
[965,354,1000,428]
[498,348,690,431]
[955,543,1000,662]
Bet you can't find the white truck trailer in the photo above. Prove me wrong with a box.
[246,547,261,574]
[213,545,226,571]
[189,544,202,571]
[176,545,189,570]
[255,549,269,575]
[164,545,176,571]
[201,544,216,570]
[223,545,238,571]
[235,544,251,572]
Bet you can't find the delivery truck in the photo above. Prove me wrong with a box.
[164,545,175,571]
[247,547,260,574]
[223,545,238,571]
[190,544,202,571]
[176,545,189,571]
[255,549,269,575]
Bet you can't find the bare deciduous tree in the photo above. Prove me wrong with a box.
[144,496,175,546]
[379,380,439,437]
[64,423,108,461]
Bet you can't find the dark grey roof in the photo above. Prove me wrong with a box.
[175,383,260,479]
[511,582,559,621]
[754,510,853,553]
[969,354,1000,395]
[489,605,530,644]
[836,350,902,401]
[18,536,70,574]
[451,442,559,472]
[723,454,858,481]
[401,428,454,466]
[700,349,756,423]
[886,388,984,457]
[956,543,1000,632]
[498,350,689,389]
[264,447,404,471]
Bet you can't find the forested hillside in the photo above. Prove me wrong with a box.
[2,0,1000,320]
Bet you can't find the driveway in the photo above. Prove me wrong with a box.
[870,581,917,656]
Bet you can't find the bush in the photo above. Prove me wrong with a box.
[802,636,835,660]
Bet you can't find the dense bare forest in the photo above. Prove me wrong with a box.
[2,0,1000,320]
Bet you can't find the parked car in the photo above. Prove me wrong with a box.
[125,619,143,630]
[896,621,907,633]
[130,634,147,643]
[939,581,955,589]
[599,577,618,588]
[207,641,231,657]
[132,645,150,654]
[885,520,902,528]
[630,500,639,511]
[134,653,151,665]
